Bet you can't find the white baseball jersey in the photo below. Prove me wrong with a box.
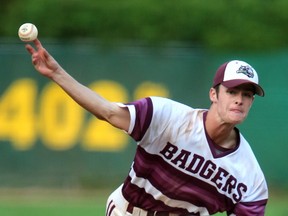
[122,96,268,215]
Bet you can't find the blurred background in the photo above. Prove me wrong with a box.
[0,0,287,215]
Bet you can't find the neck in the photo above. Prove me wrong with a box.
[205,110,237,149]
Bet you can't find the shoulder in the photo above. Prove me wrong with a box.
[146,97,208,128]
[236,134,268,200]
[127,96,194,115]
[149,96,194,113]
[126,97,204,141]
[237,134,266,177]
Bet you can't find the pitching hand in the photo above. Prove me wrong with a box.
[25,39,63,78]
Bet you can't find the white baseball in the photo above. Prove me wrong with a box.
[18,23,38,42]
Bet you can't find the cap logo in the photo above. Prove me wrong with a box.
[236,65,254,78]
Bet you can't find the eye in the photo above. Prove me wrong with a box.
[243,92,254,98]
[227,89,237,95]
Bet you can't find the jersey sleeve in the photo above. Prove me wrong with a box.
[227,199,267,216]
[227,176,268,215]
[125,96,182,142]
[125,97,153,141]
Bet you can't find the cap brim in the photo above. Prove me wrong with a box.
[222,79,265,97]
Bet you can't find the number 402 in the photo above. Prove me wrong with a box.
[0,78,169,151]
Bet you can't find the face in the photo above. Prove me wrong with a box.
[210,84,255,125]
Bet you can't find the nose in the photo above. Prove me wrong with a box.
[235,94,243,105]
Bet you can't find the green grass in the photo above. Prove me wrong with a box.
[0,188,286,216]
[0,188,105,216]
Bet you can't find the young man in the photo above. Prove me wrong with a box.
[25,39,268,216]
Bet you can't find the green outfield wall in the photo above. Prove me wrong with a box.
[0,40,287,189]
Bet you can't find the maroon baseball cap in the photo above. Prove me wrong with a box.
[213,60,264,96]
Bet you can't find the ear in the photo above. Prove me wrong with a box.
[209,88,218,103]
[249,96,255,108]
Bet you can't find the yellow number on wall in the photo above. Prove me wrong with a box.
[39,82,84,150]
[81,80,129,151]
[134,81,170,100]
[0,79,37,150]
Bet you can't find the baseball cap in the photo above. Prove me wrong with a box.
[213,60,264,96]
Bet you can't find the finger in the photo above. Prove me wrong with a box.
[34,39,44,50]
[42,48,50,59]
[33,39,50,60]
[25,44,36,55]
[31,56,38,66]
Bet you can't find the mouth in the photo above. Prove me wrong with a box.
[230,108,243,114]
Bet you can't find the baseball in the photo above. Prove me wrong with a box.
[18,23,38,42]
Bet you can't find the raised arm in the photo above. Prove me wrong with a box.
[25,39,130,131]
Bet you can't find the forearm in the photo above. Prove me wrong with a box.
[25,39,130,131]
[50,68,115,122]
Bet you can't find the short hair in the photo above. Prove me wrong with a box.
[214,84,220,96]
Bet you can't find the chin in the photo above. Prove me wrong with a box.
[233,120,244,125]
[228,116,246,125]
[232,117,246,125]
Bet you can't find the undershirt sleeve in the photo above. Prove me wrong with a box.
[126,104,136,134]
